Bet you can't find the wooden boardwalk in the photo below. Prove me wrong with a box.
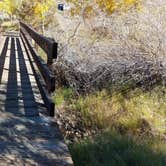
[0,35,73,165]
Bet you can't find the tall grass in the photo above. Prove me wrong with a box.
[70,130,166,166]
[54,84,166,166]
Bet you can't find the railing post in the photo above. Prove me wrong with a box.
[47,40,58,66]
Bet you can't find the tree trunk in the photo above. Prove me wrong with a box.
[11,15,13,25]
[42,18,45,35]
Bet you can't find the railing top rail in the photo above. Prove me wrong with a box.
[20,21,57,64]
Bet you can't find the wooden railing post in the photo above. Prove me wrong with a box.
[47,38,58,66]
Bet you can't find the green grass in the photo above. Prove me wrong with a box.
[55,85,166,133]
[54,87,74,106]
[70,130,166,166]
[54,84,166,166]
[37,47,47,62]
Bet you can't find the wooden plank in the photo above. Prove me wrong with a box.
[0,37,9,84]
[0,106,39,117]
[20,21,58,65]
[0,100,37,108]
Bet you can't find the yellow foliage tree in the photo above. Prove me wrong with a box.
[66,0,141,16]
[34,0,54,34]
[0,0,21,23]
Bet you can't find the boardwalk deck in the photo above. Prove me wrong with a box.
[0,34,73,165]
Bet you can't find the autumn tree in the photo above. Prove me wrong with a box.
[0,0,22,23]
[34,0,54,34]
[66,0,141,17]
[18,0,55,34]
[18,0,35,22]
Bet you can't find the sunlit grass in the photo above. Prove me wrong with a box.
[54,87,74,106]
[37,47,47,62]
[55,85,165,134]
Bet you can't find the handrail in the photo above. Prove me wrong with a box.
[20,21,57,65]
[20,22,57,116]
[20,29,55,93]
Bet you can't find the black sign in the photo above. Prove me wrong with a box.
[58,4,64,11]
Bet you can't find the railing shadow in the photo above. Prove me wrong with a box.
[1,37,42,116]
[4,37,19,114]
[16,37,39,116]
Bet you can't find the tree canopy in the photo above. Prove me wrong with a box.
[0,0,141,33]
[0,0,141,19]
[0,0,54,22]
[0,0,21,18]
[66,0,141,16]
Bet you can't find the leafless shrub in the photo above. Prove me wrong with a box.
[49,0,166,93]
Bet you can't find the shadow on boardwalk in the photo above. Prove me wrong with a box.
[0,36,73,165]
[0,112,72,165]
